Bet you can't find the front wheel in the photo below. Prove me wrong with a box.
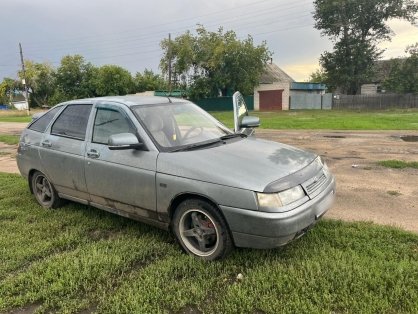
[31,171,63,209]
[172,199,233,261]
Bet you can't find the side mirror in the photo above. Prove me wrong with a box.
[240,116,260,128]
[108,133,143,150]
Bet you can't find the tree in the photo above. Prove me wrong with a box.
[0,78,21,105]
[134,69,167,92]
[313,0,418,94]
[54,55,97,101]
[160,26,271,99]
[18,61,56,107]
[383,44,418,93]
[308,69,328,83]
[94,65,135,96]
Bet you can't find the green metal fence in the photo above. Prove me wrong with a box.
[194,96,254,111]
[154,91,254,111]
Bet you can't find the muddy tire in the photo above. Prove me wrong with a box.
[172,199,233,261]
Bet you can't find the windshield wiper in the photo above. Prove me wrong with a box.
[171,134,246,152]
[96,118,119,126]
[220,133,247,140]
[171,139,223,152]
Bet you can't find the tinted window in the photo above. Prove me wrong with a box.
[28,106,62,133]
[51,104,92,140]
[92,108,136,144]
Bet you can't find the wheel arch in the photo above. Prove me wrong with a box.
[28,168,38,194]
[168,192,230,229]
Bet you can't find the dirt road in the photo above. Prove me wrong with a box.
[1,122,417,233]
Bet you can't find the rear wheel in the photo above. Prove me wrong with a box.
[31,171,62,209]
[172,199,233,260]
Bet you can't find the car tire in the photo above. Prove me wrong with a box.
[31,171,63,209]
[172,198,233,261]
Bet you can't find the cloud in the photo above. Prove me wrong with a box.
[380,20,418,59]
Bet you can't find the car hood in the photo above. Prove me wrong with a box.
[157,137,317,192]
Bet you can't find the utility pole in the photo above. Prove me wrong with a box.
[19,43,30,115]
[168,33,172,95]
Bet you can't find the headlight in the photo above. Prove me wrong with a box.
[256,185,306,211]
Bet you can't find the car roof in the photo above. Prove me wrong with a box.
[58,95,187,107]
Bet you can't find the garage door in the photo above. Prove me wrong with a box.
[259,90,283,111]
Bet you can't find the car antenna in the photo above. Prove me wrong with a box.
[167,97,172,103]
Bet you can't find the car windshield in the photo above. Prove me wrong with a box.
[132,102,233,150]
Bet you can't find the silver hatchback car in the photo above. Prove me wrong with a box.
[17,92,336,260]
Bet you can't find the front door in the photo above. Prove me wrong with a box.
[84,103,158,220]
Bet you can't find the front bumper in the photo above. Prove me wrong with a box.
[220,176,336,249]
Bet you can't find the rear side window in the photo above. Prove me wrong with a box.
[51,104,92,140]
[28,106,62,133]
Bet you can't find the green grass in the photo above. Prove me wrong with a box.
[211,109,418,130]
[0,173,417,313]
[0,109,38,123]
[378,160,418,169]
[1,109,418,129]
[0,134,20,145]
[0,116,31,122]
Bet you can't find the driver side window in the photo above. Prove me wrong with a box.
[92,108,136,145]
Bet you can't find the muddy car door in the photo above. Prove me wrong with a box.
[38,103,93,201]
[84,102,159,223]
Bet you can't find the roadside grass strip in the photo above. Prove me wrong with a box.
[0,116,32,123]
[2,109,418,129]
[0,173,417,313]
[211,109,418,130]
[378,160,418,169]
[0,134,20,145]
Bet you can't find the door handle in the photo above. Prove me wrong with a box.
[41,140,52,148]
[87,149,100,159]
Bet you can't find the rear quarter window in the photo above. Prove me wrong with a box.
[51,104,92,140]
[28,106,62,133]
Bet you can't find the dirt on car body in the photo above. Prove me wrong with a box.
[1,122,417,233]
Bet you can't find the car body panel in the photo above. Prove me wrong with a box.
[85,145,158,211]
[156,172,259,221]
[157,136,316,192]
[39,134,90,200]
[17,129,44,178]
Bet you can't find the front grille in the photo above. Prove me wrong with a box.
[305,173,327,195]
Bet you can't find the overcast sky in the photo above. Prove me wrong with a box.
[0,0,417,82]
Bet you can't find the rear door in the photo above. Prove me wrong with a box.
[39,103,93,201]
[84,102,158,221]
[17,106,63,177]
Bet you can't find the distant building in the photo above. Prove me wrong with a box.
[254,62,329,111]
[360,59,400,95]
[13,100,28,111]
[10,94,28,110]
[254,62,294,111]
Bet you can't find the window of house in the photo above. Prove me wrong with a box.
[51,104,92,140]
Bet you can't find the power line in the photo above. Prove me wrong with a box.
[23,1,312,53]
[23,11,313,58]
[23,0,310,48]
